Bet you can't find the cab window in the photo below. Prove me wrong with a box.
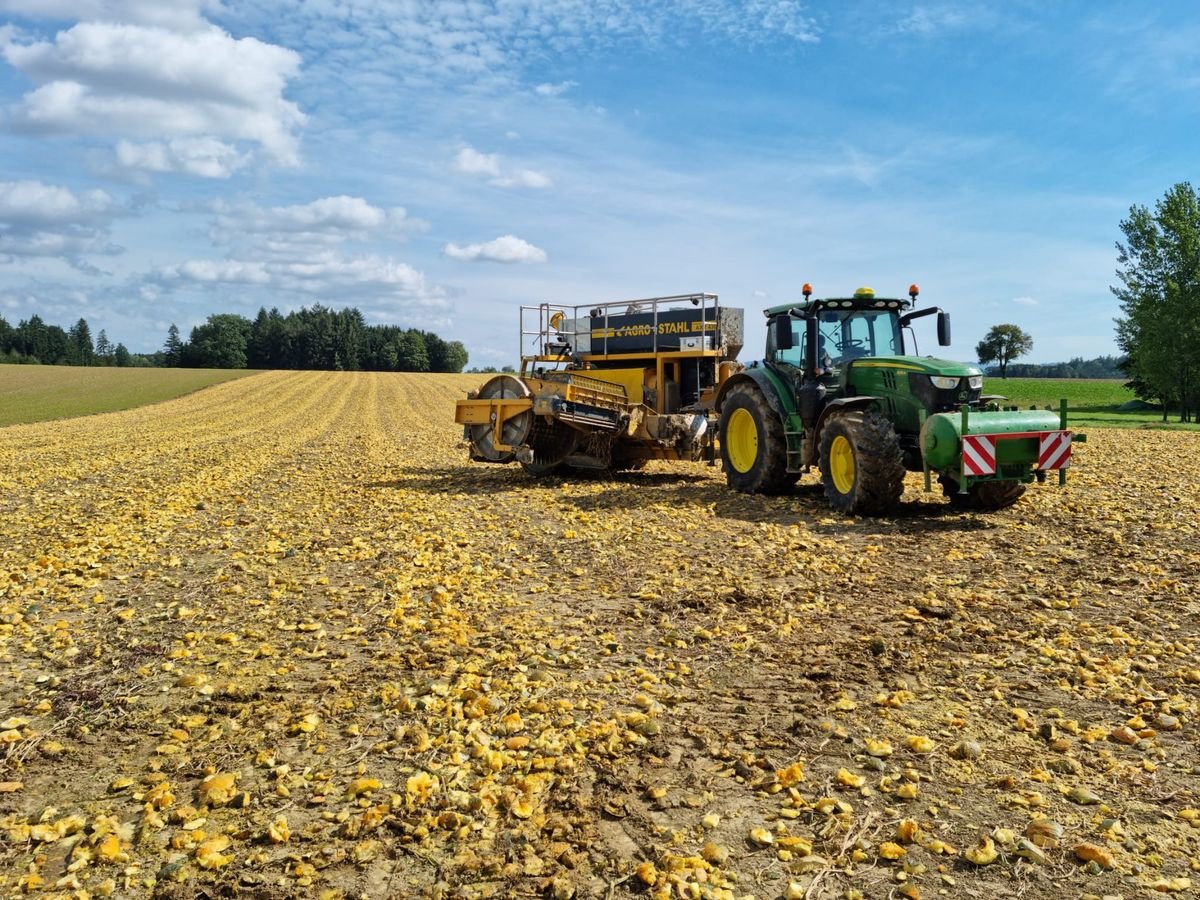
[816,310,901,364]
[768,318,806,368]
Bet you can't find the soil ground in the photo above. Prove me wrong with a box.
[0,371,1197,900]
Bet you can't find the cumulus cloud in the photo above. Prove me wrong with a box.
[149,195,445,310]
[453,147,501,178]
[1,16,305,170]
[443,235,547,264]
[0,179,124,269]
[205,195,423,257]
[453,145,551,189]
[158,254,435,299]
[116,137,250,178]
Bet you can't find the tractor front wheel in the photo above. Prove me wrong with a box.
[818,410,904,515]
[719,384,791,494]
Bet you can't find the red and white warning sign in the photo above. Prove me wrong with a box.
[962,434,997,476]
[1038,430,1073,470]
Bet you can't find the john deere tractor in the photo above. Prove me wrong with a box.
[716,284,1082,514]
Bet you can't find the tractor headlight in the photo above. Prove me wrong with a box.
[967,375,983,389]
[929,375,960,389]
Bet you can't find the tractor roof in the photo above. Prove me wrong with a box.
[763,295,912,318]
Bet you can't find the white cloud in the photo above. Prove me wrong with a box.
[159,254,434,297]
[454,147,501,178]
[116,137,250,178]
[0,179,123,268]
[2,19,305,166]
[215,1,817,105]
[894,5,971,35]
[205,196,421,257]
[0,179,115,224]
[453,145,551,189]
[1012,296,1038,306]
[148,195,445,311]
[170,259,270,284]
[444,235,547,264]
[493,169,552,188]
[0,0,218,33]
[535,80,577,96]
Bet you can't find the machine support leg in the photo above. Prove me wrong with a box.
[919,409,931,492]
[1059,399,1068,486]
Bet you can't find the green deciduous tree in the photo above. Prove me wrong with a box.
[1114,182,1200,422]
[186,314,252,368]
[975,324,1033,379]
[396,331,430,372]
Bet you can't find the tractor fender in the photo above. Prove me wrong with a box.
[715,369,794,424]
[814,396,882,431]
[810,396,884,464]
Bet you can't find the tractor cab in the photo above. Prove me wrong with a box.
[765,286,947,386]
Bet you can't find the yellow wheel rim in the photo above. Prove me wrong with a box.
[725,407,759,473]
[829,434,855,494]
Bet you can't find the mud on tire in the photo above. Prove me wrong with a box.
[719,384,791,494]
[818,410,904,515]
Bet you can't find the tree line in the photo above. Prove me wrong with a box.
[0,315,142,366]
[163,306,468,372]
[1,304,469,373]
[981,355,1125,380]
[1114,182,1200,422]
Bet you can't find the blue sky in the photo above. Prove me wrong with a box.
[0,1,1196,365]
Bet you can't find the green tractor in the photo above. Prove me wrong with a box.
[716,284,1082,515]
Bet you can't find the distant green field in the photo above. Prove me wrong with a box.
[0,366,257,426]
[986,377,1198,430]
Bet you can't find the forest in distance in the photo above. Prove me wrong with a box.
[0,304,469,373]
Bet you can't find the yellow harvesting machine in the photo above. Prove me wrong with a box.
[454,294,745,474]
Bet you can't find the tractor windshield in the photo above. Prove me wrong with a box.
[817,310,902,365]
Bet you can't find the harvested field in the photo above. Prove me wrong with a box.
[0,370,1197,899]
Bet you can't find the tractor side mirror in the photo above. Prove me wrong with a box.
[937,311,951,346]
[773,315,793,351]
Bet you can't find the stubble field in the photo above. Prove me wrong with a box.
[0,371,1197,900]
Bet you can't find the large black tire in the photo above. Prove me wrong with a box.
[719,384,791,494]
[939,476,1026,511]
[818,410,904,515]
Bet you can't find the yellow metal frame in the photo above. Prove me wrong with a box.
[454,374,632,452]
[454,396,533,451]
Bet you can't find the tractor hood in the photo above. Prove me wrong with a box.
[851,355,981,377]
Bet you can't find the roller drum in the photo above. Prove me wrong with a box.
[921,409,1062,470]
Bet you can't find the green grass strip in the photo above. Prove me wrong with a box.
[0,366,258,426]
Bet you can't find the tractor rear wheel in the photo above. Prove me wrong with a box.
[818,410,904,515]
[940,476,1026,511]
[720,384,791,494]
